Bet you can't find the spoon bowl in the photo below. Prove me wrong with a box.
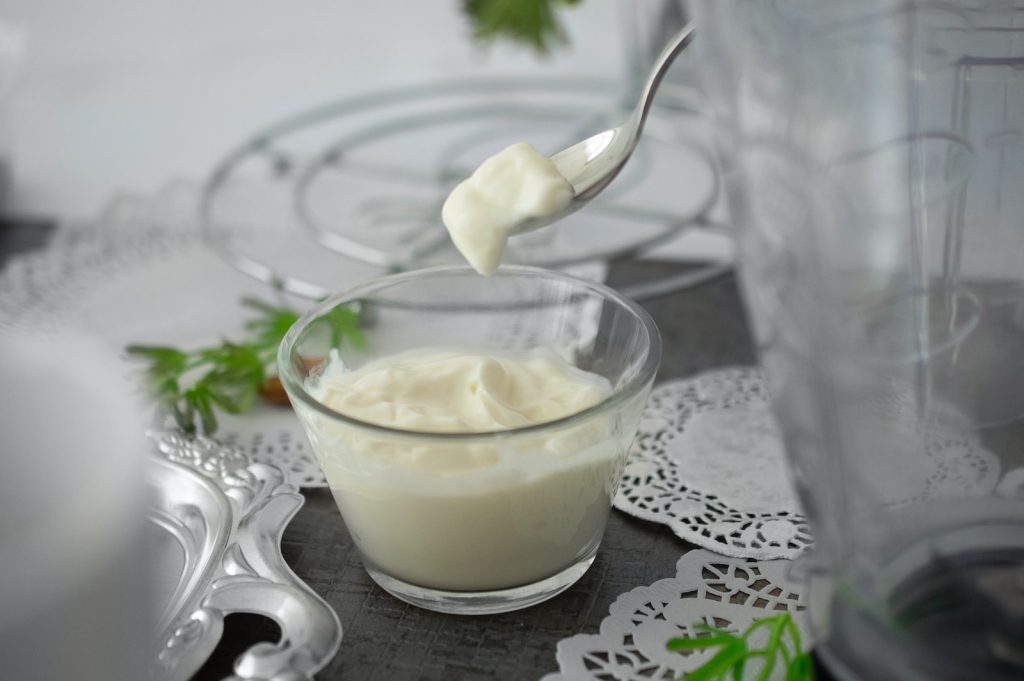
[511,22,696,235]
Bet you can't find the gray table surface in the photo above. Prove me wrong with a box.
[196,261,758,681]
[0,221,759,680]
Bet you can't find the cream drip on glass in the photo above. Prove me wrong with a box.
[441,143,573,275]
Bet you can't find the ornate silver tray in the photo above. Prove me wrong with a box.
[147,431,341,681]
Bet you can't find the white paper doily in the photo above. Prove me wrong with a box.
[614,368,1003,560]
[996,468,1024,498]
[0,185,605,488]
[615,368,813,560]
[542,549,809,681]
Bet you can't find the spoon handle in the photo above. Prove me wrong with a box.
[634,23,697,133]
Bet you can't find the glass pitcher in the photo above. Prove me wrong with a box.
[690,1,1024,678]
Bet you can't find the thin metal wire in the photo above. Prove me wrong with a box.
[199,77,731,301]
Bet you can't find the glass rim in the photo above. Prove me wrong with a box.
[277,264,662,441]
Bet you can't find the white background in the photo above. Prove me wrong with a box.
[3,0,627,220]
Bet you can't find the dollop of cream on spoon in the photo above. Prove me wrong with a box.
[441,142,573,275]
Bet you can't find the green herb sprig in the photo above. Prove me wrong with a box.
[126,297,363,435]
[463,0,583,55]
[668,613,813,681]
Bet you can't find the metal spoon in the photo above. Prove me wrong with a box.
[512,22,696,235]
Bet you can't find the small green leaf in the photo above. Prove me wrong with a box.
[240,297,303,348]
[670,613,810,681]
[323,304,364,349]
[126,345,189,381]
[785,615,804,654]
[239,297,281,315]
[667,635,737,652]
[463,0,581,55]
[168,398,195,435]
[125,344,187,362]
[754,616,788,681]
[787,652,814,681]
[202,345,264,414]
[732,657,746,681]
[154,376,180,400]
[184,386,218,434]
[685,640,746,681]
[126,296,363,435]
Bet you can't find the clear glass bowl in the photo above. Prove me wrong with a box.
[278,265,661,614]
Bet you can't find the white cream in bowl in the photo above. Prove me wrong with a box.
[295,347,628,591]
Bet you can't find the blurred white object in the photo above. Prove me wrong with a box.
[0,17,24,209]
[0,332,147,680]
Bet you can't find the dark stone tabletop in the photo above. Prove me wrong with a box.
[0,219,834,680]
[0,218,763,680]
[196,260,759,681]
